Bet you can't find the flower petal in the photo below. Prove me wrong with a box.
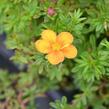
[46,51,64,65]
[35,39,51,53]
[41,29,56,43]
[62,45,77,58]
[57,32,73,46]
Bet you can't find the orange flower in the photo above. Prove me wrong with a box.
[35,30,77,65]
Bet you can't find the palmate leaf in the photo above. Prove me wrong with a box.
[86,1,109,36]
[46,63,69,81]
[43,8,85,38]
[70,9,86,24]
[72,50,109,82]
[1,0,39,33]
[50,96,72,109]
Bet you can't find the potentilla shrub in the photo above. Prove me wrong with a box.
[0,0,109,109]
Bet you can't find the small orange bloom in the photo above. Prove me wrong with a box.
[35,30,77,65]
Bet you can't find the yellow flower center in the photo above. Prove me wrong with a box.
[52,42,61,51]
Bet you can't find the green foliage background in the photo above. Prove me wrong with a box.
[0,0,109,108]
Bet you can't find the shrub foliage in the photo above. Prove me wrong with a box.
[0,0,109,108]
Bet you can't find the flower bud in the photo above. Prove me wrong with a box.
[47,7,55,16]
